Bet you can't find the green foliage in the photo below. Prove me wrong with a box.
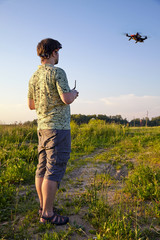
[0,121,124,222]
[1,158,36,184]
[84,174,140,240]
[0,182,16,221]
[71,120,124,155]
[124,164,160,200]
[41,230,69,240]
[0,125,37,221]
[0,123,160,239]
[71,114,128,125]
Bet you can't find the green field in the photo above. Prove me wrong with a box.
[0,120,160,240]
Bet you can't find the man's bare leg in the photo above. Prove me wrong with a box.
[35,177,44,209]
[41,179,58,217]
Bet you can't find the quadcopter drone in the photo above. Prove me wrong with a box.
[126,32,147,43]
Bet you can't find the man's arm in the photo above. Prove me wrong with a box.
[28,98,35,110]
[60,89,79,105]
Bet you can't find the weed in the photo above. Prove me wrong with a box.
[124,164,160,201]
[1,123,160,239]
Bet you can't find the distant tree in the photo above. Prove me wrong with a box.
[150,116,160,126]
[22,115,160,127]
[71,114,128,125]
[23,119,37,126]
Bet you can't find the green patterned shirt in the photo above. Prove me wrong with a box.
[28,64,71,130]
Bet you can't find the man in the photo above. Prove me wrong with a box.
[28,38,79,225]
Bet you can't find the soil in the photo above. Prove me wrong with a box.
[0,148,130,240]
[43,148,130,240]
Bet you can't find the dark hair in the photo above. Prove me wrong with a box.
[37,38,62,59]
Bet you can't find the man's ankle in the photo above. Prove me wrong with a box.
[42,210,53,217]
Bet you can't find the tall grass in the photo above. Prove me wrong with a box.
[1,122,160,239]
[71,119,125,155]
[0,120,124,223]
[124,164,160,201]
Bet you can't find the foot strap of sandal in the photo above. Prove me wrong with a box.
[41,213,69,225]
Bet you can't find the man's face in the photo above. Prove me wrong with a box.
[54,49,59,65]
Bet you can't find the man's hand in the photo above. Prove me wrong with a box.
[28,98,35,110]
[60,90,79,105]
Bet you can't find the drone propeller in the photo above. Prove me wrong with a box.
[141,35,151,40]
[122,32,130,37]
[146,35,151,38]
[122,32,142,35]
[122,32,128,35]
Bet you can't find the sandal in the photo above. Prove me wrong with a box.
[38,207,63,216]
[40,213,69,225]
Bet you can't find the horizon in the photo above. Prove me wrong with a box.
[1,112,160,125]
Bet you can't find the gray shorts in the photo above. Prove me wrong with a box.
[36,129,71,187]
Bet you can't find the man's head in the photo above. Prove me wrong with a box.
[37,38,62,64]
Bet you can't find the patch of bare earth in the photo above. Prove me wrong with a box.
[51,148,130,239]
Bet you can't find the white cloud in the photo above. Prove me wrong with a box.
[72,94,160,120]
[0,103,37,124]
[100,94,160,118]
[77,99,97,104]
[100,98,113,105]
[1,94,160,123]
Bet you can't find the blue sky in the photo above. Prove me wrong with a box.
[0,0,160,123]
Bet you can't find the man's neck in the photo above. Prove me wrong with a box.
[42,58,55,65]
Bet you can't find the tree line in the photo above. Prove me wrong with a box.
[21,114,160,127]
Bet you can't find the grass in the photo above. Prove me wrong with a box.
[0,121,160,239]
[124,164,160,201]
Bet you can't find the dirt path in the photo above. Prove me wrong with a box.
[50,148,129,240]
[1,148,129,240]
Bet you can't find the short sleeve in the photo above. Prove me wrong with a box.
[28,78,34,99]
[55,68,70,96]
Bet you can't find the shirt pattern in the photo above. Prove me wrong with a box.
[28,64,71,130]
